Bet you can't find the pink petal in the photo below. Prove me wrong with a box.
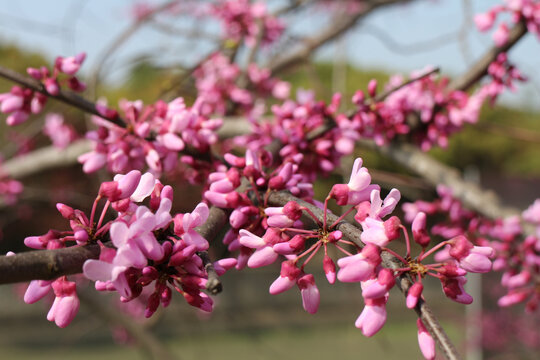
[247,246,278,268]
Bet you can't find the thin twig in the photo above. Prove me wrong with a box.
[88,0,178,98]
[268,0,411,75]
[0,66,123,125]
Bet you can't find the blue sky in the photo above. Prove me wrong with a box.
[0,0,539,109]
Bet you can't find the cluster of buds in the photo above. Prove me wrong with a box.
[350,69,487,151]
[204,148,313,269]
[403,185,540,313]
[482,52,526,104]
[194,52,289,116]
[42,113,79,149]
[78,97,222,178]
[0,53,86,126]
[475,0,540,46]
[211,0,284,47]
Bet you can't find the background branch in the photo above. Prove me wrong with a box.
[448,21,527,92]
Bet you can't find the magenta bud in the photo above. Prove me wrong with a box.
[368,79,377,97]
[323,255,336,284]
[56,203,74,219]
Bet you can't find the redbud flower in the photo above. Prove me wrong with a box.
[239,229,280,268]
[406,282,424,309]
[493,23,509,46]
[448,235,494,273]
[270,260,301,295]
[297,273,320,314]
[412,212,430,247]
[355,297,387,337]
[47,279,80,328]
[330,158,377,206]
[441,276,473,304]
[361,268,396,299]
[417,319,435,360]
[337,243,381,282]
[323,255,336,284]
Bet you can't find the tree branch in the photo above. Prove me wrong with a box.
[0,242,101,284]
[268,0,411,75]
[448,21,527,92]
[0,66,122,125]
[359,139,519,219]
[0,207,228,285]
[1,140,90,179]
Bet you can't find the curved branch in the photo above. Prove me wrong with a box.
[268,0,412,75]
[0,66,123,125]
[2,140,90,179]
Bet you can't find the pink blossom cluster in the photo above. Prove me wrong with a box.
[0,172,23,205]
[241,91,352,179]
[193,52,289,116]
[78,97,222,178]
[0,53,86,126]
[474,0,540,46]
[350,71,484,150]
[211,0,284,47]
[206,157,493,359]
[204,148,313,268]
[482,52,526,104]
[23,170,236,326]
[42,113,79,149]
[403,186,540,313]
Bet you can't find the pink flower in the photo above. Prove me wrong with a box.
[355,297,387,337]
[441,276,473,304]
[337,243,381,282]
[330,158,377,206]
[417,319,435,360]
[269,260,301,294]
[493,23,509,47]
[412,212,430,247]
[265,201,303,228]
[238,229,280,267]
[47,279,80,328]
[24,280,52,304]
[359,216,401,247]
[323,255,336,284]
[56,52,86,75]
[177,202,210,251]
[297,273,320,314]
[448,235,494,273]
[406,282,423,309]
[474,12,496,31]
[361,269,396,299]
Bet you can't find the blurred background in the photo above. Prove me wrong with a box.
[0,0,539,359]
